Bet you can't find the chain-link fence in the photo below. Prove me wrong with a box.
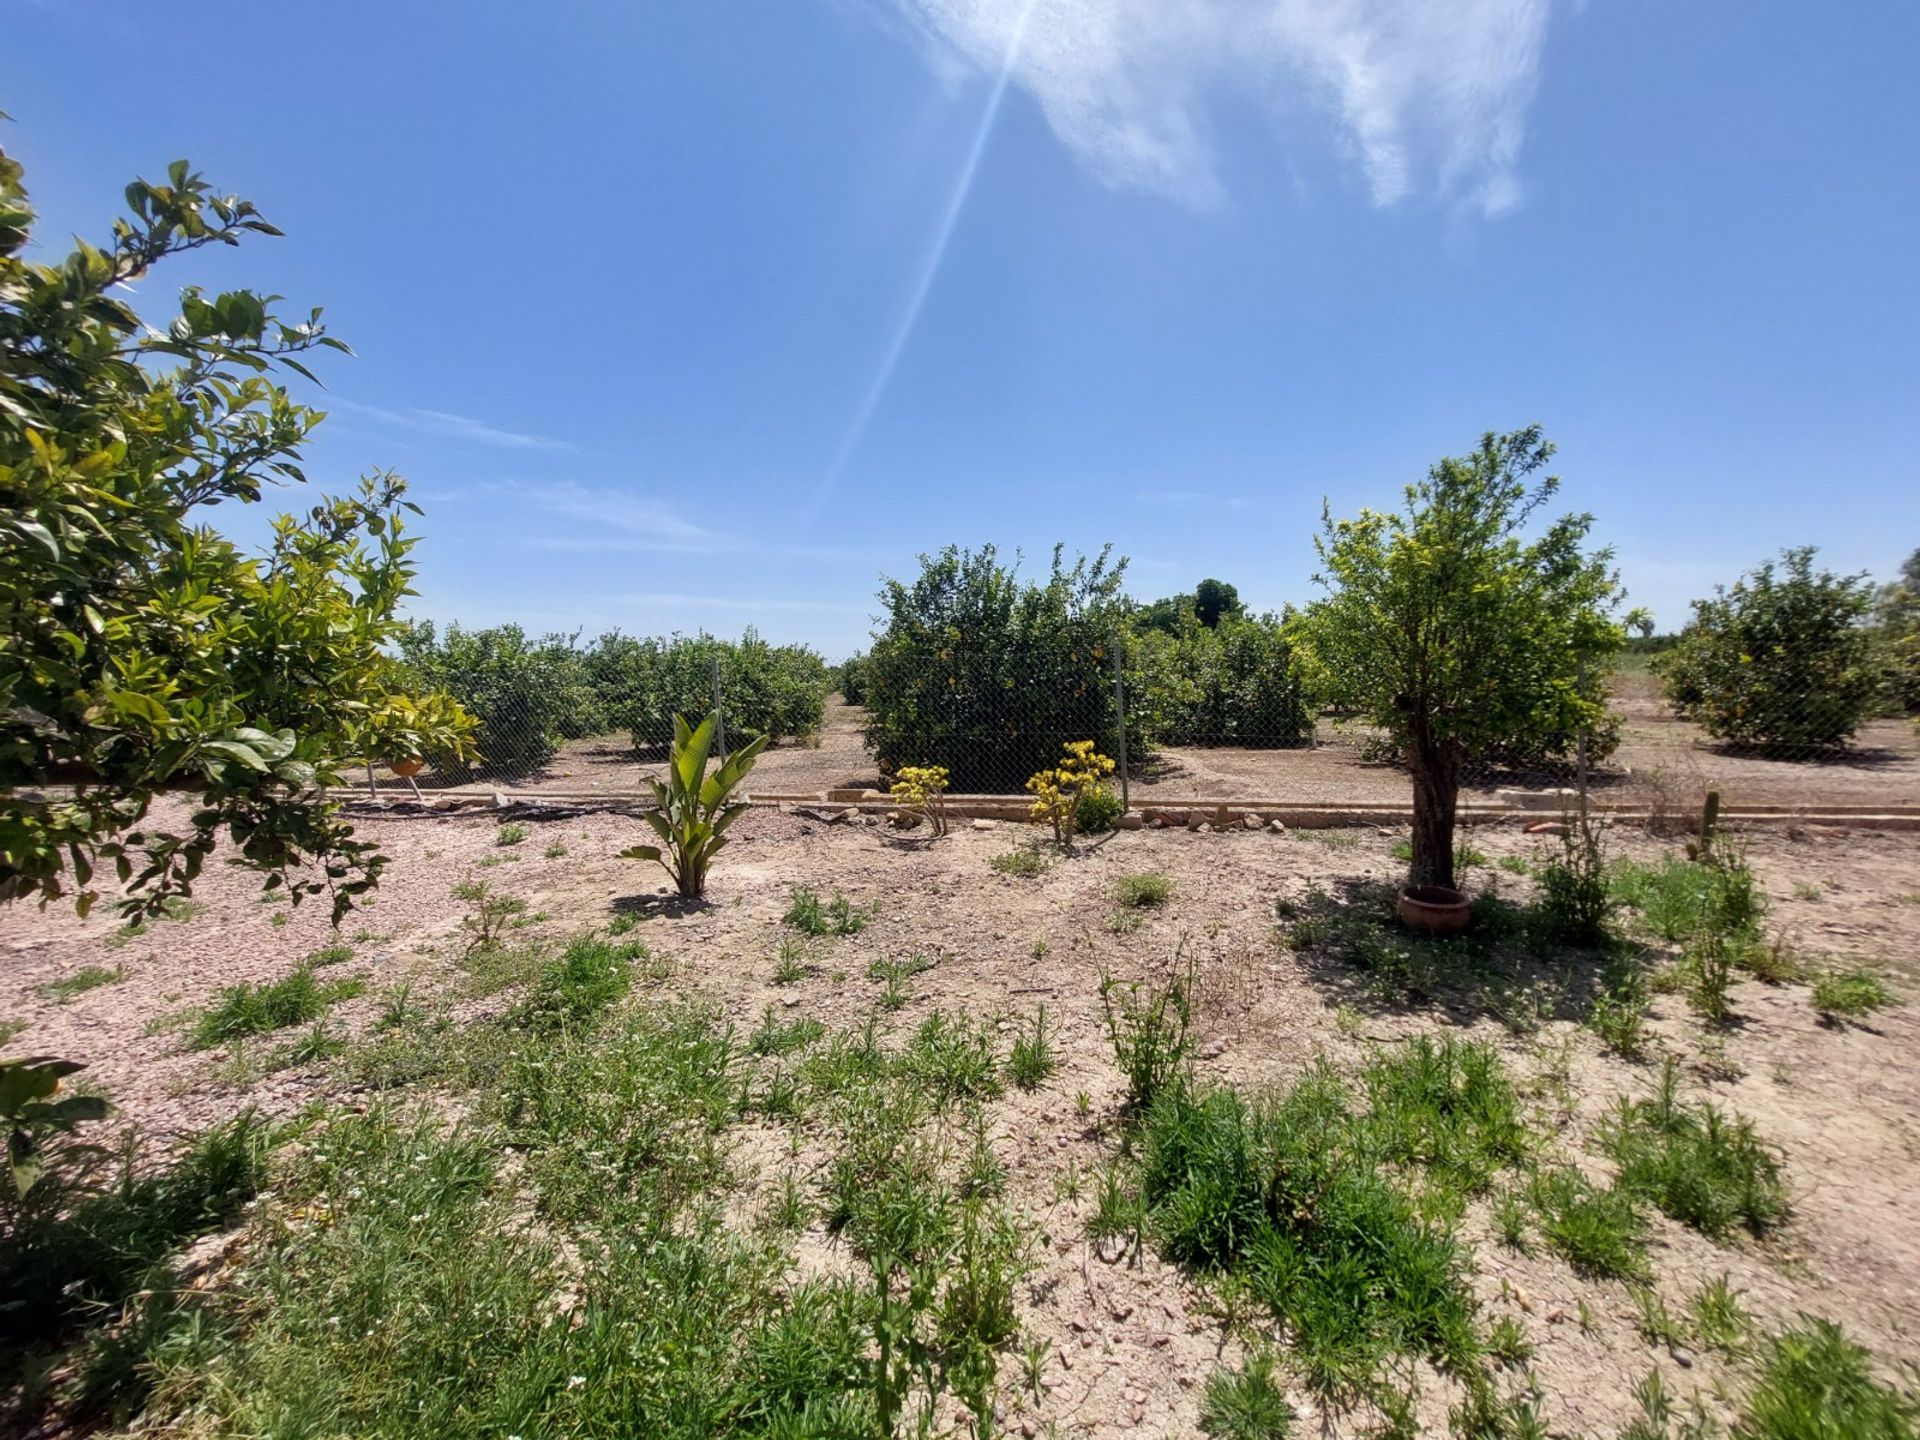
[355,627,1920,820]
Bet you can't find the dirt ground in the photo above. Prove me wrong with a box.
[377,686,1920,813]
[4,801,1918,1437]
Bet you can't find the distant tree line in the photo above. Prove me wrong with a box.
[394,625,827,780]
[400,545,1920,789]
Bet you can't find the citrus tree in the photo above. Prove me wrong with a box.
[1,142,472,923]
[1656,548,1879,750]
[864,545,1126,792]
[1298,427,1626,891]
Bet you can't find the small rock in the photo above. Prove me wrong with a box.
[1546,1307,1566,1324]
[1671,1345,1695,1369]
[1070,1313,1094,1332]
[1194,823,1212,834]
[1241,814,1262,831]
[1151,815,1170,829]
[972,818,999,831]
[1198,1040,1226,1060]
[826,809,849,825]
[1117,813,1145,830]
[1267,818,1288,833]
[1110,1301,1135,1322]
[1021,1421,1037,1438]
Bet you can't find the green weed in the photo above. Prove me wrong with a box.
[1737,1318,1919,1440]
[1137,1069,1481,1407]
[1007,1007,1058,1090]
[1115,872,1174,908]
[1362,1036,1529,1194]
[495,821,529,847]
[1812,966,1897,1023]
[749,1005,826,1058]
[900,1011,1002,1109]
[1526,1165,1648,1280]
[1200,1350,1295,1438]
[1099,968,1193,1117]
[34,965,126,1004]
[508,934,640,1034]
[989,847,1050,878]
[784,886,870,936]
[1600,1060,1788,1239]
[189,969,361,1049]
[1688,1275,1754,1355]
[772,937,812,985]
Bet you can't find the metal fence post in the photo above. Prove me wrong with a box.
[1110,625,1130,812]
[711,654,726,759]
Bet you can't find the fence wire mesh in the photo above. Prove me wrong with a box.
[355,628,1920,820]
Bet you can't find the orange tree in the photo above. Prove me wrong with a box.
[863,544,1126,792]
[1298,427,1627,892]
[0,141,472,924]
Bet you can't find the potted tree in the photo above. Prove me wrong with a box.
[1298,427,1627,933]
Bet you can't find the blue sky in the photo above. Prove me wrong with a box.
[8,0,1917,659]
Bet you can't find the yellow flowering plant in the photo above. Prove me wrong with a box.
[1025,740,1117,848]
[889,764,952,837]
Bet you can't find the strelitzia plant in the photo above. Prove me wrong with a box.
[620,711,768,898]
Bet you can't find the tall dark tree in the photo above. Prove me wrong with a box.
[1192,578,1242,629]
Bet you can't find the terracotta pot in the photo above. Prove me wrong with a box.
[1397,884,1471,936]
[389,756,426,778]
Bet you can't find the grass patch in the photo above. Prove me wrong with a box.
[1389,838,1488,871]
[189,969,363,1049]
[507,935,641,1034]
[748,1005,826,1058]
[1589,966,1652,1059]
[772,937,811,985]
[1135,1067,1482,1408]
[1007,1007,1058,1090]
[0,1018,27,1048]
[102,897,201,949]
[1599,1060,1788,1239]
[1811,966,1897,1023]
[1200,1351,1295,1439]
[0,1115,271,1422]
[783,886,870,937]
[34,965,126,1004]
[1526,1165,1648,1280]
[1114,872,1173,908]
[1361,1035,1529,1195]
[899,1010,1003,1109]
[988,847,1049,878]
[495,821,529,846]
[303,943,354,968]
[1610,855,1719,941]
[1737,1318,1919,1440]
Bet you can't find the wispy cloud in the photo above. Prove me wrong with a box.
[483,479,723,550]
[877,0,1557,215]
[329,398,575,453]
[607,593,873,616]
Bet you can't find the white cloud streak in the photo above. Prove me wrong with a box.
[329,398,576,453]
[481,479,723,549]
[879,0,1556,214]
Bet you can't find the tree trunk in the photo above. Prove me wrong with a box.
[1408,738,1462,891]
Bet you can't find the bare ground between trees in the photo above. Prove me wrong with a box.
[369,692,1920,813]
[3,801,1919,1437]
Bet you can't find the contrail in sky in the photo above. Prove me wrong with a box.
[806,0,1040,517]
